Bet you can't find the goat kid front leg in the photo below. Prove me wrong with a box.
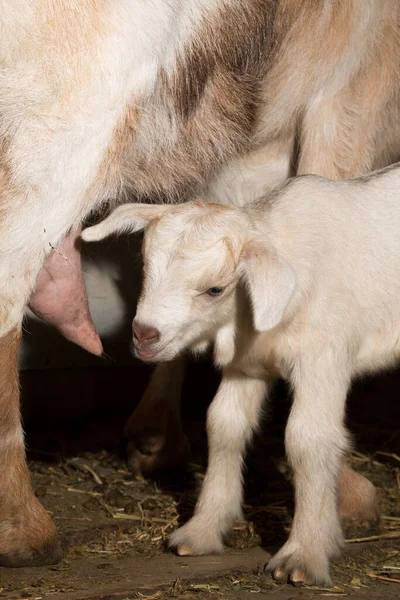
[125,359,189,478]
[169,371,268,556]
[0,329,62,567]
[267,347,351,586]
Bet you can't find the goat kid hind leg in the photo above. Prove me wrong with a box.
[297,85,389,529]
[266,348,351,586]
[169,371,268,556]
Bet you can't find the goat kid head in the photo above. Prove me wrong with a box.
[82,201,296,363]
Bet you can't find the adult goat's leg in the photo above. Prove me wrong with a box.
[0,157,100,567]
[0,328,62,566]
[125,359,189,478]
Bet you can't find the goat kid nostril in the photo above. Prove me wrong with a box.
[132,320,160,343]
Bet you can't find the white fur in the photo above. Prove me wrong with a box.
[83,162,400,584]
[201,142,294,207]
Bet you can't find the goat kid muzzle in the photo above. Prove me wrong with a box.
[132,319,162,360]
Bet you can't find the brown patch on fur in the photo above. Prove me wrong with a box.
[0,329,62,567]
[165,0,280,120]
[99,104,141,204]
[0,329,21,435]
[28,1,112,98]
[95,1,283,205]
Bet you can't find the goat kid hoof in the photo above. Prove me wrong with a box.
[270,567,288,583]
[266,551,332,587]
[169,523,224,556]
[175,543,195,556]
[0,537,63,568]
[267,564,325,587]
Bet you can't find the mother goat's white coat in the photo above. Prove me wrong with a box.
[83,163,400,585]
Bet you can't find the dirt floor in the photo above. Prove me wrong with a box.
[1,359,399,600]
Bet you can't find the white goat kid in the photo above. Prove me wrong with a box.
[82,164,400,586]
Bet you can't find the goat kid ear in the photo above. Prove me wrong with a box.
[81,204,170,242]
[240,240,296,332]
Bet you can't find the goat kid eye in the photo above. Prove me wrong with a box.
[205,286,225,297]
